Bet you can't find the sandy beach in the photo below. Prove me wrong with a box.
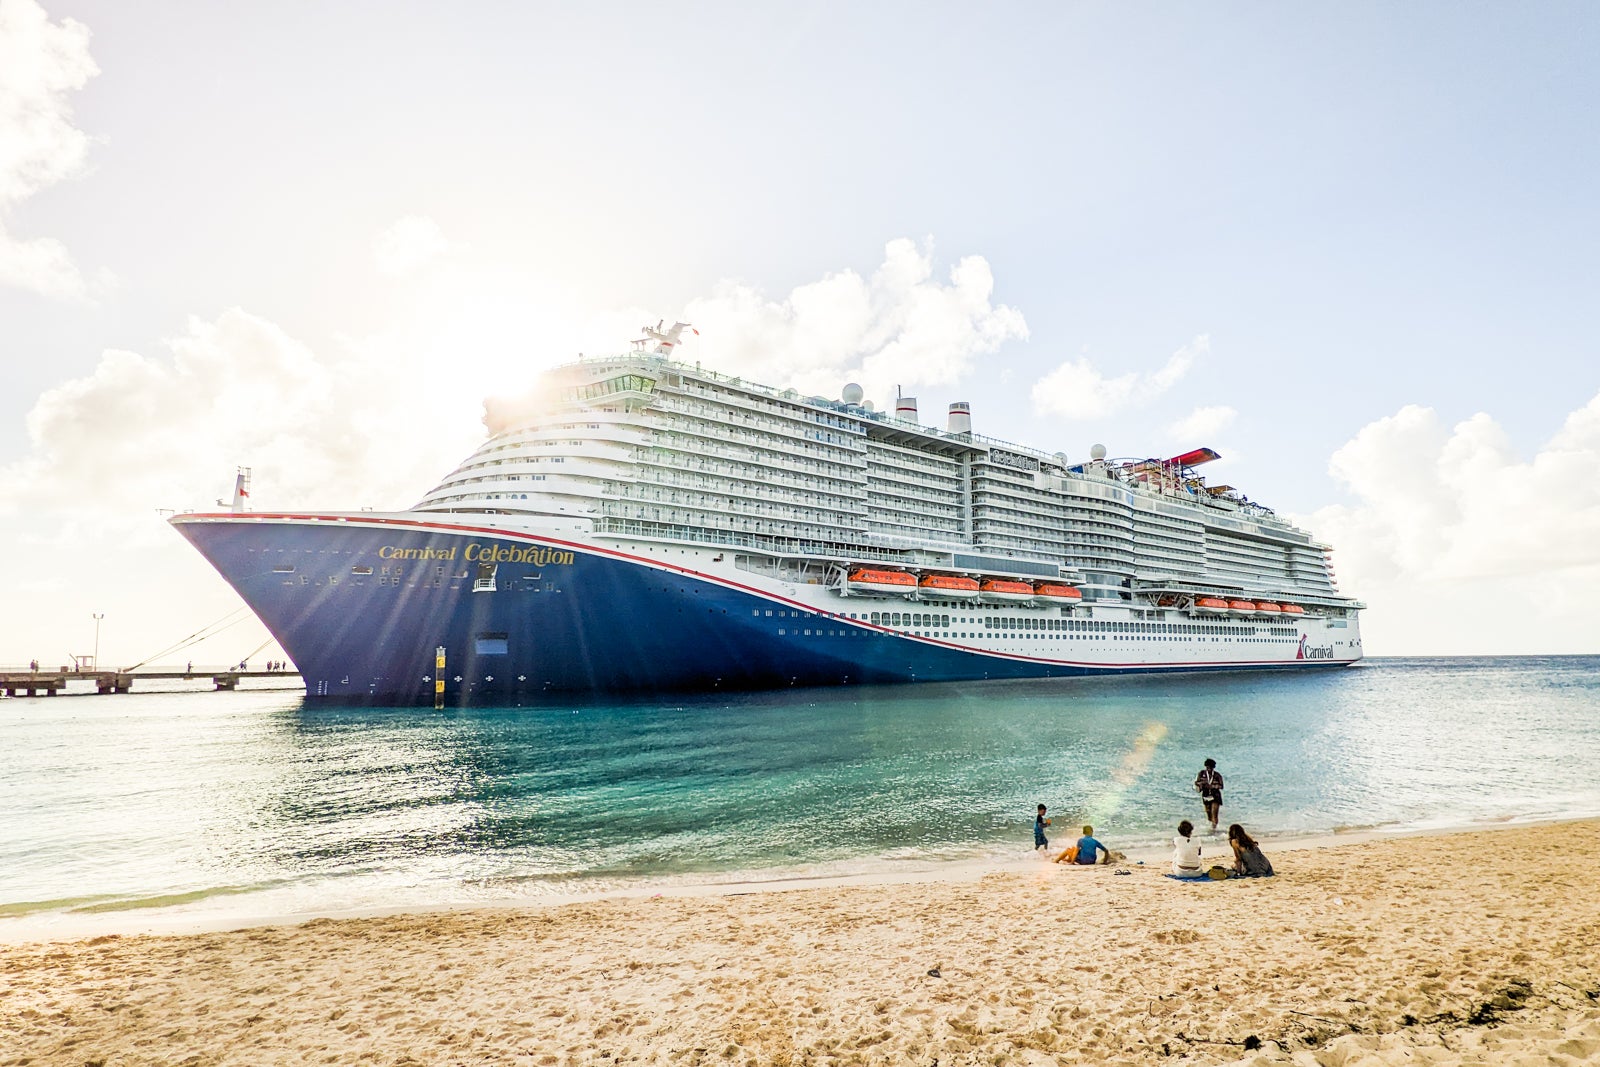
[4,820,1599,1066]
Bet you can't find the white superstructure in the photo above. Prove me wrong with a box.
[407,349,1363,672]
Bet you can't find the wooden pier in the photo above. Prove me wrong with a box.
[1,669,300,697]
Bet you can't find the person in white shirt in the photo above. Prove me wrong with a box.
[1172,819,1204,876]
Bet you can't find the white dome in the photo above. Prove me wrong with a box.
[1090,443,1107,461]
[841,383,865,405]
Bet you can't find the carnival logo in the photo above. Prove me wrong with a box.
[1297,635,1336,660]
[377,543,575,566]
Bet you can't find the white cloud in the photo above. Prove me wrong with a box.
[0,307,479,522]
[0,0,98,298]
[1168,404,1236,441]
[373,215,449,277]
[1031,335,1209,420]
[681,237,1027,405]
[1303,395,1600,654]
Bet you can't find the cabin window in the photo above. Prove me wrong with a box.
[474,632,509,655]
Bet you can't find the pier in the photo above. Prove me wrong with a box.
[1,668,300,698]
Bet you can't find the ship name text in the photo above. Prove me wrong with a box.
[377,543,575,566]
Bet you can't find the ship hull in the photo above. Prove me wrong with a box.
[173,513,1362,705]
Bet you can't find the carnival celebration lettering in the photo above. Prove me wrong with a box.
[377,544,575,566]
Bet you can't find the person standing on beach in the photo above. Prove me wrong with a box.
[1195,758,1224,832]
[1034,804,1051,851]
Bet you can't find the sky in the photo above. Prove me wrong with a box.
[2,0,1598,667]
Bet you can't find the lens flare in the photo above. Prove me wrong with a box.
[1086,721,1169,825]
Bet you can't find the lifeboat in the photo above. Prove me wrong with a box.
[1254,602,1283,615]
[918,574,981,599]
[846,568,917,595]
[1033,583,1084,605]
[979,579,1035,603]
[1228,600,1257,615]
[1280,603,1305,616]
[1193,597,1230,614]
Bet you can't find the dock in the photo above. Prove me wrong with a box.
[1,669,301,697]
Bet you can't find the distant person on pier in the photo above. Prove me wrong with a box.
[29,659,38,672]
[186,661,192,674]
[1195,758,1224,832]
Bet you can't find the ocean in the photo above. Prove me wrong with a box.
[4,656,1598,934]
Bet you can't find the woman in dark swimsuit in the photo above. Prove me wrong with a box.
[1228,824,1274,877]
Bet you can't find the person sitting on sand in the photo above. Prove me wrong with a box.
[1073,825,1109,865]
[1172,820,1203,876]
[1228,824,1274,878]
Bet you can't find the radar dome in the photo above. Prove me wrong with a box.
[863,400,876,412]
[1090,443,1107,461]
[841,383,864,405]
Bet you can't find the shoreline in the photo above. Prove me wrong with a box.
[4,809,1592,947]
[3,818,1598,1065]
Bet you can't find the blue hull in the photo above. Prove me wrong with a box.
[174,515,1349,704]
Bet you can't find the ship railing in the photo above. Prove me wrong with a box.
[592,517,961,568]
[570,353,1316,530]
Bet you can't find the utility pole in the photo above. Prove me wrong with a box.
[92,613,104,671]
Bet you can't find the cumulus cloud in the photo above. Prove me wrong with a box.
[373,215,449,277]
[1304,394,1600,654]
[681,238,1027,404]
[0,308,480,523]
[0,0,98,298]
[1032,335,1208,420]
[1168,404,1236,441]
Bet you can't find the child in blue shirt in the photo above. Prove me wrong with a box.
[1075,825,1109,865]
[1034,804,1051,850]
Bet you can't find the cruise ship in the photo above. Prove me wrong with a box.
[172,323,1363,703]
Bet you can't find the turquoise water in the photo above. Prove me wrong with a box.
[3,657,1598,930]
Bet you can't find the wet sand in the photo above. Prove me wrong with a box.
[3,820,1599,1065]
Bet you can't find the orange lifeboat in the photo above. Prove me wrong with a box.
[979,579,1035,603]
[1033,583,1084,604]
[1194,597,1230,614]
[1280,603,1305,616]
[1229,600,1257,614]
[846,568,917,595]
[918,574,981,599]
[1254,602,1283,615]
